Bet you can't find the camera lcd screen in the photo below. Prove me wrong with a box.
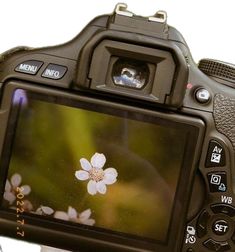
[1,89,188,243]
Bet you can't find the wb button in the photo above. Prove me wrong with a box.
[207,172,227,193]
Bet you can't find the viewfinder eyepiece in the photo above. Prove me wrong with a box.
[77,33,188,107]
[112,58,149,89]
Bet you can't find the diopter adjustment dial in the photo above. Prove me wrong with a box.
[199,59,235,88]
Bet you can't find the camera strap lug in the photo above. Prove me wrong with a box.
[110,3,169,39]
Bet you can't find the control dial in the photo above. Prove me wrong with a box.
[198,59,235,88]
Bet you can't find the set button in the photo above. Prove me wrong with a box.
[212,219,229,236]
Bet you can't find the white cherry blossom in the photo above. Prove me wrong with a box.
[35,206,54,216]
[4,173,31,205]
[75,153,118,195]
[54,207,95,226]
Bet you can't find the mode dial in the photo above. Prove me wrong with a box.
[198,59,235,88]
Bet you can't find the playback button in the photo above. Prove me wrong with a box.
[42,64,67,80]
[207,172,227,193]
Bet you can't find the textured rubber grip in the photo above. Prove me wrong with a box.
[213,94,235,150]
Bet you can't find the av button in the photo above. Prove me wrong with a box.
[206,140,226,167]
[213,220,229,235]
[15,60,43,75]
[42,64,67,80]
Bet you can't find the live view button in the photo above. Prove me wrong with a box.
[15,60,43,75]
[42,64,67,80]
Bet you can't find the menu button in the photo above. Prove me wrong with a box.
[15,60,43,75]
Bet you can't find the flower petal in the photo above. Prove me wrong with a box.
[35,208,43,215]
[91,153,106,169]
[104,168,118,177]
[41,206,54,215]
[11,173,22,187]
[80,158,92,171]
[3,192,16,204]
[96,181,107,194]
[23,200,33,212]
[75,170,89,181]
[79,209,91,221]
[87,180,97,195]
[103,174,117,185]
[54,211,69,221]
[81,218,95,226]
[68,206,77,219]
[5,180,11,192]
[21,185,31,195]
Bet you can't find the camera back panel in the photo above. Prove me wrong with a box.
[0,4,235,252]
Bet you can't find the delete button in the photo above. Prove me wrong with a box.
[42,64,67,80]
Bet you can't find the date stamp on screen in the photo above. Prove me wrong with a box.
[16,187,25,237]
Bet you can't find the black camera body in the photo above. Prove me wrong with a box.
[0,4,235,252]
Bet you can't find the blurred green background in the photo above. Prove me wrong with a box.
[4,93,186,242]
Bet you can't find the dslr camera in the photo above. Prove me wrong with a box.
[0,4,235,252]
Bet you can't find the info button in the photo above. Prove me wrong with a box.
[42,64,67,80]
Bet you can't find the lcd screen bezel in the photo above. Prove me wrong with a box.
[0,81,204,252]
